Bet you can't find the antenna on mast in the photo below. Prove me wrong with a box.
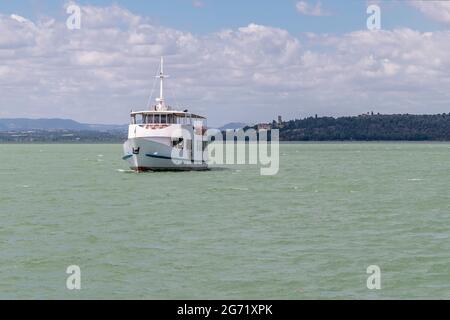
[155,56,168,111]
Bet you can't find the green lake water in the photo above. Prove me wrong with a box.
[0,143,449,299]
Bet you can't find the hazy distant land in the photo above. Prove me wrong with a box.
[1,113,450,143]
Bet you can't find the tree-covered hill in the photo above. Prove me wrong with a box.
[276,113,450,141]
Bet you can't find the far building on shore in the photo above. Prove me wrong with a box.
[257,115,284,131]
[257,123,272,130]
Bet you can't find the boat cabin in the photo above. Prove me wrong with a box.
[130,111,206,126]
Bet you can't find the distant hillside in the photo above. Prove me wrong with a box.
[276,113,450,141]
[0,130,126,143]
[0,118,127,132]
[3,114,450,142]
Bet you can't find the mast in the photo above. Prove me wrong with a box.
[155,56,168,111]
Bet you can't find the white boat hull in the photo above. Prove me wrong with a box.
[122,57,208,172]
[123,138,208,172]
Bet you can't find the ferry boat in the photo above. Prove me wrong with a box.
[123,57,208,172]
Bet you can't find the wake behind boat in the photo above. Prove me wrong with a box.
[122,57,208,172]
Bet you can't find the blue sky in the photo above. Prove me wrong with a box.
[1,1,450,126]
[0,1,444,35]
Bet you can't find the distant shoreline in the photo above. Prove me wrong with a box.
[2,113,450,142]
[2,140,450,145]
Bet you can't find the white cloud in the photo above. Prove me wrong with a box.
[410,1,450,24]
[1,4,450,126]
[10,14,30,24]
[295,1,331,17]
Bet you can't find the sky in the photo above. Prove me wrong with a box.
[1,1,450,126]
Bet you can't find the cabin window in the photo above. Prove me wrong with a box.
[131,115,136,125]
[154,114,160,124]
[161,114,167,124]
[136,114,144,124]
